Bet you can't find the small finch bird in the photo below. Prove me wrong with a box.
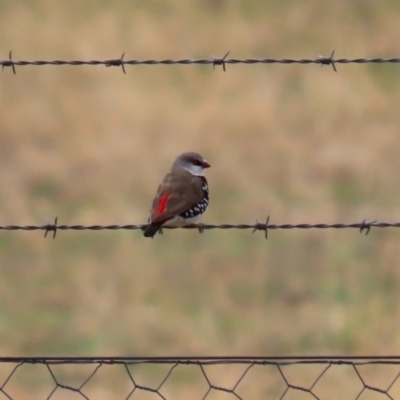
[143,152,211,238]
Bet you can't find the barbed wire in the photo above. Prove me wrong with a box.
[2,50,400,74]
[0,356,399,399]
[0,217,398,238]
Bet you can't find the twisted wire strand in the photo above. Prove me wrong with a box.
[0,355,399,364]
[2,50,400,74]
[0,218,396,238]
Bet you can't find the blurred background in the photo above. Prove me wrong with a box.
[1,0,400,397]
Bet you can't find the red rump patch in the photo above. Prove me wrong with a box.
[156,194,169,216]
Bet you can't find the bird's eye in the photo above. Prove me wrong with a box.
[192,160,202,166]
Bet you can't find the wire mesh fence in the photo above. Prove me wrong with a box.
[0,356,399,400]
[2,46,399,400]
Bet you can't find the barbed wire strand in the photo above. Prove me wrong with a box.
[0,218,397,239]
[0,357,399,400]
[3,50,400,74]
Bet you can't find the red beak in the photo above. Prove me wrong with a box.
[202,159,211,168]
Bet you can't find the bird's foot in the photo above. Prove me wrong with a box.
[197,223,205,234]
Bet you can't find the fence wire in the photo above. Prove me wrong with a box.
[0,218,398,238]
[2,50,400,74]
[0,356,399,400]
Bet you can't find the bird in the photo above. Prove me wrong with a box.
[143,152,211,238]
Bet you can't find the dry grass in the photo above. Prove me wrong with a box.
[1,0,400,395]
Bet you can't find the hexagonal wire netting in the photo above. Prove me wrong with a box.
[0,357,399,399]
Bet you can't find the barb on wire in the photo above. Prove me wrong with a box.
[2,51,16,74]
[44,216,58,239]
[359,219,376,236]
[213,51,230,72]
[105,52,126,74]
[3,51,400,72]
[0,356,398,400]
[0,218,399,238]
[252,216,270,239]
[318,49,337,72]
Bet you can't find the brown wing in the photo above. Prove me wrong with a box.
[149,169,204,224]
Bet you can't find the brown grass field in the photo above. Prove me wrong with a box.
[1,0,400,397]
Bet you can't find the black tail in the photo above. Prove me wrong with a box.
[143,222,163,238]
